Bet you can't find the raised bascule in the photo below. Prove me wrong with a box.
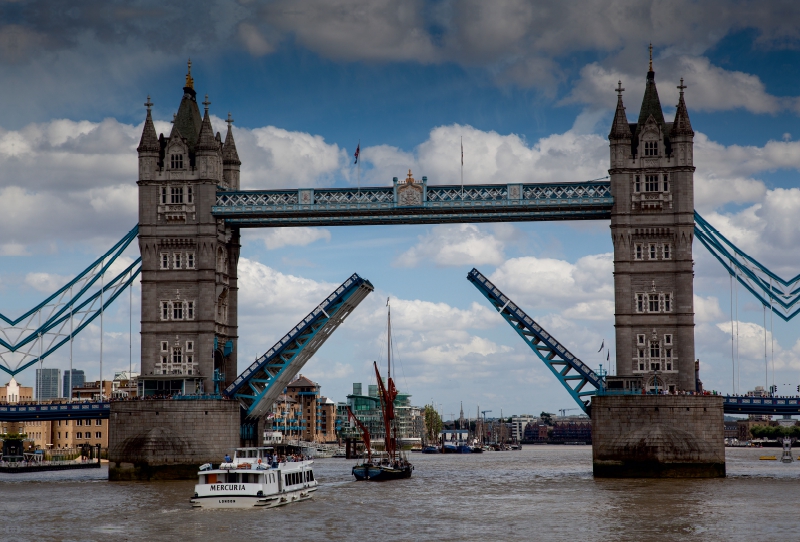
[4,57,800,479]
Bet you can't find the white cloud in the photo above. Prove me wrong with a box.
[394,224,506,268]
[715,320,800,371]
[250,227,331,250]
[24,272,70,294]
[694,295,724,323]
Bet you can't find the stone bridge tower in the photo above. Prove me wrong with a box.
[136,63,241,395]
[608,58,696,392]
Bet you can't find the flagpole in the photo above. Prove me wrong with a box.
[357,139,361,199]
[460,136,464,200]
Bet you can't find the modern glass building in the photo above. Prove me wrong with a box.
[36,368,61,400]
[63,369,86,398]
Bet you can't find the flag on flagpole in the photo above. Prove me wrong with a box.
[461,137,463,166]
[598,340,604,352]
[607,350,610,361]
[354,142,360,164]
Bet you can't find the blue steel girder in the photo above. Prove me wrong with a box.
[0,225,141,377]
[695,211,800,321]
[723,395,800,415]
[212,181,613,227]
[467,268,603,414]
[0,402,110,422]
[225,273,374,418]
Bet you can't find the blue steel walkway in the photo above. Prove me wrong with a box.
[213,180,613,227]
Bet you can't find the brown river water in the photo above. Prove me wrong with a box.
[2,446,799,541]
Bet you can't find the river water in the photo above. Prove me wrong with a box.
[2,446,799,541]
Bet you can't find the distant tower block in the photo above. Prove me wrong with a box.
[608,57,696,393]
[136,62,241,396]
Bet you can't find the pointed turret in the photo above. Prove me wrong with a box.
[196,95,218,152]
[609,81,631,140]
[172,60,203,154]
[670,78,693,137]
[137,96,160,153]
[637,70,666,129]
[222,112,241,189]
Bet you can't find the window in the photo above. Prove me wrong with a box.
[636,294,645,313]
[664,334,672,345]
[96,419,102,426]
[173,303,183,320]
[186,341,194,352]
[644,140,658,156]
[77,432,82,439]
[664,293,672,312]
[187,301,194,320]
[172,348,182,364]
[650,361,661,371]
[161,356,167,365]
[187,252,195,269]
[663,174,669,192]
[637,334,645,345]
[663,244,671,259]
[170,154,184,169]
[77,420,82,426]
[635,244,643,260]
[86,434,91,440]
[187,186,193,204]
[174,252,182,269]
[160,253,169,270]
[161,302,170,320]
[170,186,184,204]
[161,187,167,204]
[648,294,659,312]
[645,175,659,192]
[634,176,641,192]
[649,244,657,260]
[650,341,660,359]
[161,341,169,352]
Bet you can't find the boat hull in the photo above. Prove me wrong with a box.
[352,464,412,481]
[190,487,317,509]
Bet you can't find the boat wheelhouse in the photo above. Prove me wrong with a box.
[190,447,318,509]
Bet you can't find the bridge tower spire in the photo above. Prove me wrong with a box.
[136,68,240,396]
[608,52,696,393]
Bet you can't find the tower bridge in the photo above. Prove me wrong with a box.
[3,59,799,479]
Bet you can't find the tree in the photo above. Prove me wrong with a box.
[423,404,443,444]
[540,411,554,425]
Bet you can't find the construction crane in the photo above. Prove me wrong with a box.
[558,408,579,417]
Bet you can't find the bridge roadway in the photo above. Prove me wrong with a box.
[212,180,613,227]
[0,395,797,422]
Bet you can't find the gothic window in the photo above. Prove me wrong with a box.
[650,341,660,359]
[173,303,183,320]
[187,252,195,269]
[636,294,645,313]
[186,341,194,352]
[662,174,669,192]
[187,301,195,320]
[648,294,659,312]
[160,355,167,365]
[634,176,641,192]
[160,253,169,270]
[637,334,645,345]
[664,293,672,312]
[173,252,182,269]
[170,154,184,169]
[645,175,659,192]
[663,244,671,259]
[644,141,658,156]
[161,187,167,204]
[187,186,193,204]
[170,187,184,204]
[649,244,657,259]
[635,244,643,260]
[664,334,672,345]
[161,341,168,352]
[161,302,169,320]
[172,347,182,364]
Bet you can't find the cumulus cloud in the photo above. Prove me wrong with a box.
[694,295,724,323]
[24,272,70,294]
[250,227,331,250]
[716,321,800,372]
[395,224,507,268]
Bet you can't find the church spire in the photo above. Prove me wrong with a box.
[670,78,694,136]
[137,95,160,153]
[609,81,631,140]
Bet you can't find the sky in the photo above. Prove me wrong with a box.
[2,0,800,418]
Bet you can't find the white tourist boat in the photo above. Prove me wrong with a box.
[190,447,318,509]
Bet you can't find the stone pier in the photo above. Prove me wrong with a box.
[592,395,725,478]
[108,400,240,481]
